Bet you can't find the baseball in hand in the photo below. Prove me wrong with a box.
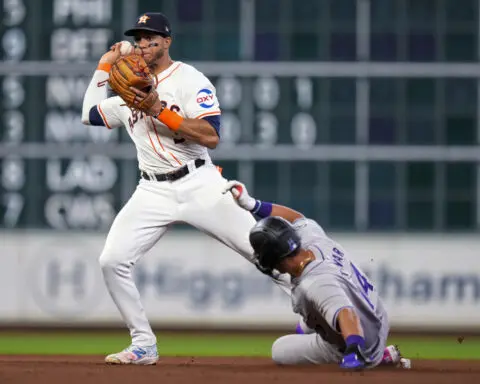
[119,41,134,56]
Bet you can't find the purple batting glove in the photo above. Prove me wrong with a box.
[340,352,366,369]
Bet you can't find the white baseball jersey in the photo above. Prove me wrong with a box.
[82,61,220,173]
[81,60,293,348]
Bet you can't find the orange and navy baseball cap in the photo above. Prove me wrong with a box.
[124,12,172,38]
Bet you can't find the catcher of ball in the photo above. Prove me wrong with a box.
[108,54,158,113]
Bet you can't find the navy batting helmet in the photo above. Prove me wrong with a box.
[249,216,301,271]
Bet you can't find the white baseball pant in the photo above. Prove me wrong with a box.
[271,329,387,366]
[99,161,292,346]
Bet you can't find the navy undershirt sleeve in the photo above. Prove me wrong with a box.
[88,106,105,126]
[202,115,220,137]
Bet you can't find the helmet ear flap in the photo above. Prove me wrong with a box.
[257,248,278,271]
[249,230,275,270]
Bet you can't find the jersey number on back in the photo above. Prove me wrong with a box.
[351,262,375,310]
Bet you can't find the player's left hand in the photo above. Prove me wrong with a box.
[108,55,158,113]
[340,344,372,370]
[222,180,256,211]
[129,86,162,115]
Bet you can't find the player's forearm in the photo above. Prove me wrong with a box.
[251,202,303,222]
[270,204,304,223]
[337,306,370,368]
[81,66,110,125]
[239,200,303,222]
[223,180,304,221]
[337,307,364,340]
[154,107,219,149]
[175,118,219,149]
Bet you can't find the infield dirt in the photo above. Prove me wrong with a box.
[1,355,480,384]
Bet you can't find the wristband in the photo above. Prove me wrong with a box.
[251,200,272,218]
[97,62,112,72]
[345,335,365,349]
[156,108,184,131]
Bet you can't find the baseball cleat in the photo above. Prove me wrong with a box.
[381,344,403,366]
[399,357,412,369]
[105,344,158,365]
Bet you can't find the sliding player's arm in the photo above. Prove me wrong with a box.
[304,279,371,370]
[222,180,303,222]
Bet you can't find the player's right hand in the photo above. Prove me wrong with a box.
[99,43,122,65]
[339,344,372,370]
[222,180,256,211]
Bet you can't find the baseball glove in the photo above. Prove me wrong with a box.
[108,54,158,113]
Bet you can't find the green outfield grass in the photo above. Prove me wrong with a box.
[0,332,478,360]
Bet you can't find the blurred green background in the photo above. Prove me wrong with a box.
[0,332,478,360]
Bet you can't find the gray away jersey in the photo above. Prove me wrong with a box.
[290,217,389,355]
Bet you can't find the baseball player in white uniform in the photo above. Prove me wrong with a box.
[81,12,291,365]
[223,180,410,370]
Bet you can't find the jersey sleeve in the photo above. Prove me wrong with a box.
[81,68,125,129]
[96,96,125,129]
[292,217,327,239]
[180,72,221,119]
[303,276,354,331]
